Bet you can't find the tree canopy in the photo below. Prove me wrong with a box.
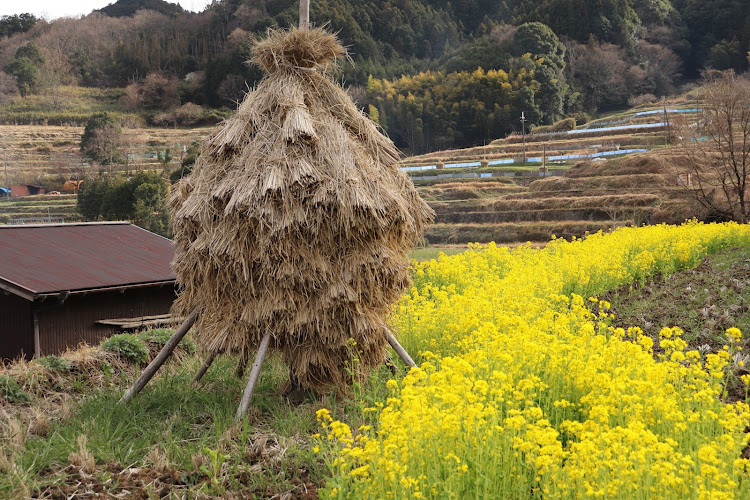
[80,113,122,165]
[0,14,38,38]
[77,171,170,236]
[3,42,45,96]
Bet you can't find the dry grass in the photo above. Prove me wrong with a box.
[430,193,661,214]
[68,435,96,474]
[528,173,671,192]
[425,221,631,244]
[416,150,706,246]
[418,180,524,201]
[565,151,694,178]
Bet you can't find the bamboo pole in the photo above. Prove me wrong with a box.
[384,354,400,375]
[235,331,272,421]
[191,350,217,385]
[300,0,310,30]
[235,351,249,378]
[386,330,416,368]
[120,308,199,404]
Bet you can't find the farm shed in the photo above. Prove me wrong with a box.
[0,222,176,361]
[11,184,47,197]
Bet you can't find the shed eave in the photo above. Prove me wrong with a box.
[0,278,35,301]
[33,279,177,299]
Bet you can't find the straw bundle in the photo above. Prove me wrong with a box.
[170,27,434,391]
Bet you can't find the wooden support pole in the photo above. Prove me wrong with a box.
[235,331,272,421]
[120,308,199,404]
[236,351,249,379]
[299,0,310,30]
[384,354,400,375]
[192,350,217,385]
[386,330,416,369]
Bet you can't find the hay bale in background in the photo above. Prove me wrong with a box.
[170,27,434,392]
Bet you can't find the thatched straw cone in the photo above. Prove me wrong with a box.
[170,27,434,392]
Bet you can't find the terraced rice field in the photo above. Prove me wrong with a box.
[0,124,211,185]
[402,103,701,247]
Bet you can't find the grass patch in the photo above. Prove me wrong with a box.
[0,86,131,126]
[0,338,402,497]
[604,245,750,352]
[408,246,468,261]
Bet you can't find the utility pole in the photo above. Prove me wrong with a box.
[300,0,310,29]
[663,96,670,145]
[3,153,9,201]
[520,112,527,163]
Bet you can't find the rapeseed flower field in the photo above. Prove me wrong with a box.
[316,221,750,499]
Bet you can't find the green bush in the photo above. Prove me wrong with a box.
[101,334,149,363]
[532,117,577,134]
[139,328,172,346]
[139,328,197,354]
[572,112,590,126]
[0,375,30,403]
[36,355,72,371]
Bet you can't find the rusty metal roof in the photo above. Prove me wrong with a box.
[0,222,175,300]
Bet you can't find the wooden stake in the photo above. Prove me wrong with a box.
[191,350,217,385]
[235,331,272,421]
[300,0,310,30]
[120,308,199,404]
[386,330,416,368]
[235,351,249,378]
[384,354,400,375]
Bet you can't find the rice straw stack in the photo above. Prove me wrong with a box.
[170,27,434,391]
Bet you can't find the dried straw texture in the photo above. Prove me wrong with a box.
[170,27,434,391]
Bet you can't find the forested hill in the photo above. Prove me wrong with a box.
[0,0,748,153]
[96,0,186,18]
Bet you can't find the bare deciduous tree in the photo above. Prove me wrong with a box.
[675,71,750,223]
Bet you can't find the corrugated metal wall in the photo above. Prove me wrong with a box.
[35,286,176,356]
[0,293,33,361]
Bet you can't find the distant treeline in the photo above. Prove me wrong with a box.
[0,0,748,152]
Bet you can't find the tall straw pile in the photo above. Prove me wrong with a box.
[170,27,434,391]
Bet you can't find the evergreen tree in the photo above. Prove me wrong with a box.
[3,42,45,96]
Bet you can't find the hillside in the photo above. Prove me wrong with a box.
[97,0,186,18]
[0,98,703,238]
[391,98,701,245]
[415,149,700,245]
[1,0,748,153]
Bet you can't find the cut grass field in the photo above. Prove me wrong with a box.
[0,194,80,223]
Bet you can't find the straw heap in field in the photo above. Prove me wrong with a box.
[170,27,434,391]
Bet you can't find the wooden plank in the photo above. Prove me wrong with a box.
[99,313,172,322]
[97,314,184,329]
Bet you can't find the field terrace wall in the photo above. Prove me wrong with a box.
[0,222,176,361]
